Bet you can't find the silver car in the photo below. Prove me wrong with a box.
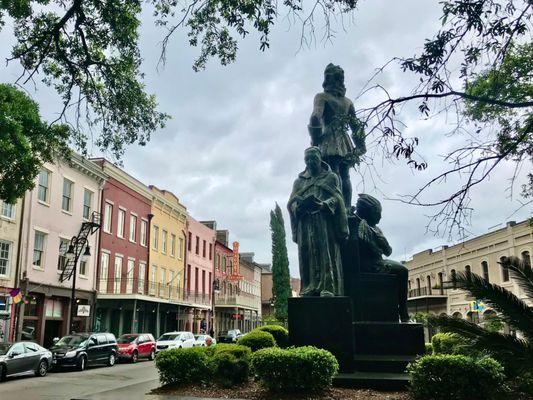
[0,342,53,382]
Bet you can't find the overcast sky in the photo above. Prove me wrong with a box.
[1,0,530,277]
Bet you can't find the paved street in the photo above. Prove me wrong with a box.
[0,360,160,400]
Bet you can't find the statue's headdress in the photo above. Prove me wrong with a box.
[356,194,382,215]
[304,146,322,158]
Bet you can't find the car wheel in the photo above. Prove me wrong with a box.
[131,351,138,363]
[35,360,48,377]
[149,349,155,361]
[78,356,87,372]
[107,353,116,367]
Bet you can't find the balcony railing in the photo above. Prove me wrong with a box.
[98,278,212,306]
[215,292,260,309]
[408,287,447,298]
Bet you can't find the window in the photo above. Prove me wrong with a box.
[438,272,444,295]
[58,238,70,271]
[140,219,147,246]
[83,189,93,220]
[38,169,50,203]
[426,275,432,295]
[138,262,146,294]
[117,209,125,238]
[208,272,212,294]
[100,253,109,293]
[104,203,113,233]
[500,257,510,282]
[0,241,12,276]
[79,258,87,276]
[209,243,213,260]
[10,343,25,356]
[152,226,159,250]
[114,256,123,293]
[162,230,168,254]
[202,270,206,294]
[129,215,137,242]
[160,268,166,285]
[126,259,134,293]
[195,267,199,292]
[188,232,192,251]
[465,265,471,274]
[62,178,73,212]
[1,201,15,219]
[170,234,176,257]
[33,231,46,267]
[178,238,184,259]
[24,297,38,317]
[195,236,200,255]
[202,240,206,258]
[151,265,157,283]
[481,261,489,281]
[450,269,457,289]
[522,251,531,268]
[187,264,191,291]
[45,298,62,318]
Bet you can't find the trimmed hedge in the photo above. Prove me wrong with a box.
[237,330,276,352]
[431,332,467,355]
[155,347,211,386]
[252,346,339,392]
[254,325,289,348]
[208,344,252,387]
[425,342,433,355]
[408,354,506,400]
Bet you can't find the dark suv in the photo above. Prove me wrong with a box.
[50,332,118,371]
[217,329,242,343]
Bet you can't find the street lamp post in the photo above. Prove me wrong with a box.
[212,278,220,336]
[65,239,91,334]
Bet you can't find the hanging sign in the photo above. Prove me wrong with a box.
[77,305,91,317]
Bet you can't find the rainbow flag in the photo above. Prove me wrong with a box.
[9,288,22,304]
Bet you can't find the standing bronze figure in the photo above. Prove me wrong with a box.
[308,63,366,208]
[288,147,349,297]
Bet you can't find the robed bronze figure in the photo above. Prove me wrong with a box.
[308,63,366,208]
[288,147,349,297]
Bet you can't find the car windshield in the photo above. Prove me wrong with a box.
[0,343,11,355]
[195,335,205,340]
[118,335,138,344]
[158,333,180,341]
[55,335,89,347]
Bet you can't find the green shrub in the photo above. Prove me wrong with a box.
[425,342,433,354]
[237,330,276,352]
[431,332,468,354]
[253,325,289,348]
[252,346,339,392]
[207,344,251,387]
[155,347,211,386]
[408,354,506,400]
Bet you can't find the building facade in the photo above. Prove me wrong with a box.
[17,154,106,347]
[185,217,215,333]
[405,219,532,332]
[91,159,154,338]
[0,198,23,342]
[149,186,189,337]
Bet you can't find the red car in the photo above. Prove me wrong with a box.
[116,334,156,363]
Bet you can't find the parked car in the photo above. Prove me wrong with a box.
[0,342,52,382]
[117,333,156,362]
[155,331,195,353]
[217,329,242,343]
[193,334,216,347]
[49,332,118,371]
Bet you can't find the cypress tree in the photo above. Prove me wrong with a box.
[269,203,292,322]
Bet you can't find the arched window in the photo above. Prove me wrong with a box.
[426,275,432,295]
[408,280,412,290]
[481,261,489,281]
[438,272,444,295]
[450,269,457,289]
[500,256,510,282]
[465,265,471,274]
[522,251,531,268]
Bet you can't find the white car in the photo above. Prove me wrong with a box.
[193,334,216,347]
[155,331,195,353]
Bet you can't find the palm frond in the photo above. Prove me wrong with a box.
[499,256,533,299]
[455,271,533,341]
[429,314,533,372]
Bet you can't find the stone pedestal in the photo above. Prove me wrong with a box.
[288,297,355,371]
[354,273,399,322]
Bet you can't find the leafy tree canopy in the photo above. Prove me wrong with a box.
[0,83,69,203]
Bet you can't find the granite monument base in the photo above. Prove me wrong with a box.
[288,296,355,371]
[354,273,399,322]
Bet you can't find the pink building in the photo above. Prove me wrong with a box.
[90,159,153,337]
[18,154,106,347]
[185,218,216,333]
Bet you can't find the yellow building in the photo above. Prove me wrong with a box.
[148,185,188,336]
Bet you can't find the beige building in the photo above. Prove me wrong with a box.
[404,219,532,330]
